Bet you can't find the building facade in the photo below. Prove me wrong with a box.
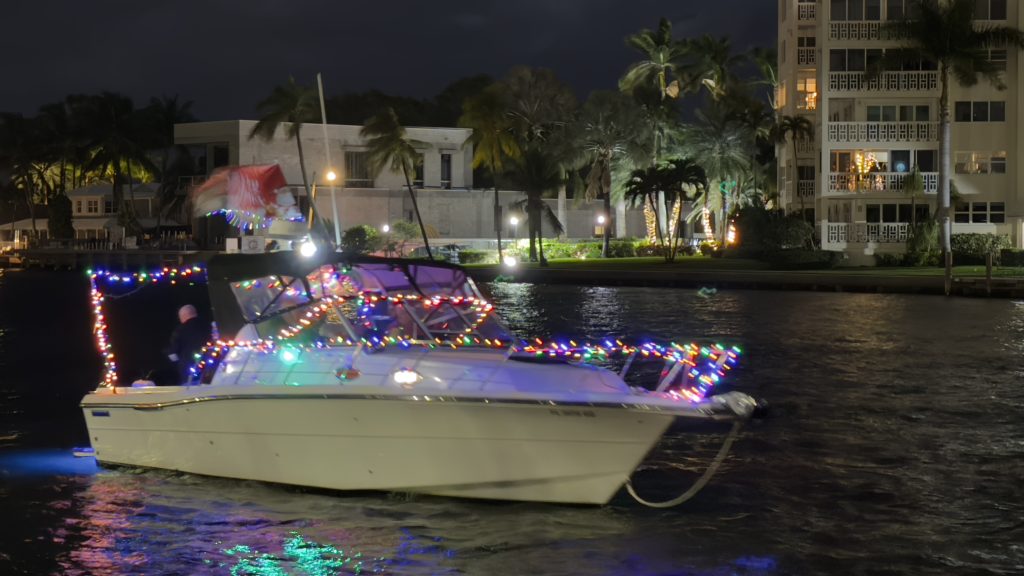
[174,120,645,241]
[777,0,1024,262]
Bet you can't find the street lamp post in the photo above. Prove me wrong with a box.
[509,216,519,241]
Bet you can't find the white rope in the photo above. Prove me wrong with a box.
[626,420,743,508]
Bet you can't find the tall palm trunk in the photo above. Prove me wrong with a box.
[22,174,37,238]
[401,163,433,260]
[601,160,612,258]
[537,207,547,267]
[938,65,952,290]
[493,152,503,262]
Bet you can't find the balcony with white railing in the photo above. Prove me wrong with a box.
[828,71,938,92]
[797,180,816,198]
[828,21,905,41]
[827,122,938,143]
[830,21,881,40]
[827,171,938,194]
[797,47,817,66]
[798,3,816,21]
[822,222,910,250]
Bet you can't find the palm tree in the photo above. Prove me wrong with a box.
[37,101,77,199]
[619,18,690,240]
[885,0,1024,282]
[458,84,521,262]
[619,18,690,101]
[684,35,742,100]
[507,148,564,264]
[625,158,706,261]
[576,91,650,257]
[249,78,319,198]
[73,92,155,235]
[0,113,43,238]
[680,111,752,242]
[749,47,780,109]
[901,166,926,229]
[361,107,433,260]
[773,115,815,221]
[142,95,197,233]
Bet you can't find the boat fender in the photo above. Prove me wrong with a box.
[335,368,360,382]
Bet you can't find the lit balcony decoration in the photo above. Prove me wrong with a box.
[805,91,818,111]
[850,152,879,191]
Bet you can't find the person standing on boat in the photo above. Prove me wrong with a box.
[166,304,211,385]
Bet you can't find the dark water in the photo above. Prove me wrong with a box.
[1,269,1023,575]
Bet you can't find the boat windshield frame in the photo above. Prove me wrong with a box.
[206,252,510,344]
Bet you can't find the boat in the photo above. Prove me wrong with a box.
[81,250,758,505]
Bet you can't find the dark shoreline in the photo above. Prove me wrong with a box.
[466,265,1024,298]
[7,249,1024,298]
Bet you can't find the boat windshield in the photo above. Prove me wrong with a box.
[228,261,512,344]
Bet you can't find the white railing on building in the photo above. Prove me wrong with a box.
[796,139,816,155]
[828,172,938,193]
[828,71,938,92]
[797,47,817,66]
[797,180,816,198]
[827,121,938,143]
[824,222,910,246]
[828,21,904,41]
[798,3,816,21]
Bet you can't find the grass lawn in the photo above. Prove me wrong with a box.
[464,256,1024,278]
[464,256,769,271]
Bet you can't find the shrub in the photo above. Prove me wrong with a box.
[341,225,382,256]
[951,233,1010,265]
[699,242,716,256]
[766,217,814,250]
[634,242,674,257]
[874,252,906,267]
[766,249,841,270]
[457,249,495,264]
[904,221,940,266]
[1000,249,1024,267]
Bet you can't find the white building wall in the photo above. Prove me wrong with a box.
[778,0,1024,256]
[313,189,647,241]
[176,120,650,242]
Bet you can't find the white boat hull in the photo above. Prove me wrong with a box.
[82,388,676,504]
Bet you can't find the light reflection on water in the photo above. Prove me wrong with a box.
[2,275,1024,574]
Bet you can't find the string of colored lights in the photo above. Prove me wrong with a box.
[89,265,741,402]
[89,266,207,387]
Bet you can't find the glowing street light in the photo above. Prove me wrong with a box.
[326,170,337,182]
[299,239,318,258]
[503,255,518,268]
[509,216,519,227]
[596,215,607,225]
[382,224,390,234]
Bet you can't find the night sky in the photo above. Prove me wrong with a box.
[2,0,776,121]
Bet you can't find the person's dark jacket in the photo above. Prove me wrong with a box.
[167,317,211,384]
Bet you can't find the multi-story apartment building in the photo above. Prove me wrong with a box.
[778,0,1023,263]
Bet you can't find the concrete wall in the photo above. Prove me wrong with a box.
[313,189,648,240]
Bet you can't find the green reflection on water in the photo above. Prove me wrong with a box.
[221,532,384,575]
